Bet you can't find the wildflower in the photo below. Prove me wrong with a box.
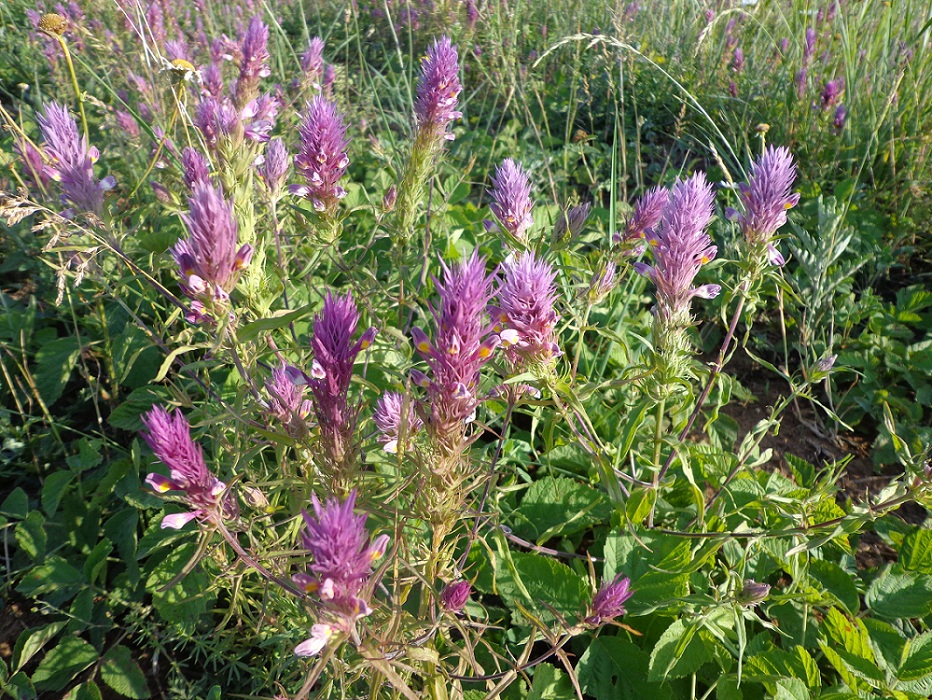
[634,173,719,325]
[291,96,350,214]
[308,293,377,471]
[414,36,463,145]
[488,159,534,243]
[617,185,668,247]
[732,47,744,73]
[293,490,389,654]
[259,138,290,196]
[265,364,313,438]
[833,104,847,131]
[234,16,271,108]
[115,111,140,140]
[440,580,472,612]
[586,573,634,625]
[492,252,560,365]
[737,579,771,606]
[725,146,799,266]
[804,27,817,63]
[821,79,843,110]
[141,406,235,529]
[299,37,325,88]
[373,391,422,453]
[465,0,479,29]
[15,139,51,190]
[589,262,617,303]
[412,252,499,445]
[181,147,211,190]
[37,12,68,36]
[322,64,336,98]
[552,202,591,245]
[37,102,116,215]
[172,182,253,304]
[381,185,397,213]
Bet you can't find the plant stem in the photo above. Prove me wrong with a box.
[56,36,88,142]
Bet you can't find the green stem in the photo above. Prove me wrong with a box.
[56,36,88,143]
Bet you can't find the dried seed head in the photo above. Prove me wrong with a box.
[38,13,68,36]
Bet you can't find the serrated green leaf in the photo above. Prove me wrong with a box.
[145,542,215,628]
[15,511,46,560]
[34,337,81,406]
[527,664,573,700]
[494,550,588,623]
[101,646,150,699]
[17,557,83,600]
[578,636,672,700]
[716,674,743,700]
[63,680,103,700]
[774,678,810,700]
[42,472,75,516]
[649,618,715,682]
[511,476,611,542]
[865,565,932,619]
[12,622,66,673]
[2,670,37,700]
[901,530,932,575]
[809,559,860,614]
[898,632,932,682]
[108,386,169,431]
[31,636,98,692]
[1,487,29,518]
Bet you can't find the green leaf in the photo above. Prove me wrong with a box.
[83,538,112,586]
[17,557,84,600]
[648,618,713,682]
[12,622,67,673]
[495,550,588,623]
[578,636,672,700]
[527,664,574,700]
[511,476,611,542]
[101,646,150,699]
[1,487,29,518]
[237,305,313,343]
[146,542,215,628]
[34,337,81,406]
[108,386,169,431]
[809,559,860,614]
[31,636,98,692]
[901,530,932,575]
[774,678,810,700]
[716,674,743,700]
[63,681,103,700]
[1,670,37,700]
[66,439,104,472]
[15,511,46,560]
[42,472,75,516]
[865,565,932,619]
[898,632,932,682]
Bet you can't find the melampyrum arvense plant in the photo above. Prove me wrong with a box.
[6,5,932,699]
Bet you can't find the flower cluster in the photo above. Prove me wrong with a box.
[634,173,719,326]
[617,185,669,249]
[488,159,533,243]
[264,364,313,438]
[291,96,350,215]
[411,253,499,450]
[373,391,422,453]
[36,102,116,215]
[142,406,235,529]
[491,252,560,367]
[293,491,389,656]
[171,182,253,311]
[414,36,463,146]
[725,146,799,266]
[308,293,377,473]
[234,16,271,109]
[585,573,634,625]
[258,138,290,197]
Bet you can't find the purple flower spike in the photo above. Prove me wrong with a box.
[833,104,847,131]
[300,37,325,85]
[493,252,560,365]
[16,139,51,190]
[488,159,534,242]
[638,173,717,323]
[309,293,377,468]
[141,406,234,529]
[415,252,498,443]
[586,573,633,625]
[821,79,843,110]
[727,146,799,264]
[259,138,290,196]
[732,47,744,73]
[37,102,115,214]
[619,185,669,246]
[181,147,211,190]
[553,202,591,243]
[414,36,463,144]
[440,580,472,612]
[293,489,389,649]
[172,182,252,305]
[373,391,422,453]
[235,16,271,108]
[292,96,350,214]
